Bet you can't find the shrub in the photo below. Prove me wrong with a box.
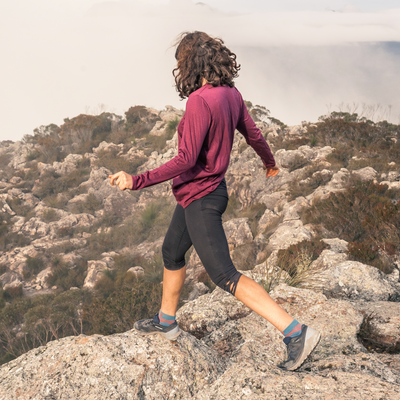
[24,256,45,279]
[82,198,174,260]
[303,180,400,273]
[7,197,32,217]
[33,167,90,201]
[0,152,11,169]
[0,289,5,309]
[0,232,31,252]
[358,313,400,354]
[0,289,93,365]
[142,132,173,152]
[70,193,102,215]
[57,226,74,238]
[33,124,66,164]
[124,106,159,137]
[60,114,110,147]
[46,258,86,290]
[94,148,146,175]
[84,279,163,335]
[3,285,23,300]
[287,154,309,173]
[166,117,180,135]
[262,247,325,293]
[287,166,333,201]
[41,208,58,222]
[276,238,328,276]
[25,150,39,161]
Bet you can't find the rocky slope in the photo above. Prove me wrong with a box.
[0,105,399,398]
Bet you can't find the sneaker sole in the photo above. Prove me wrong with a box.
[286,327,321,371]
[134,323,181,341]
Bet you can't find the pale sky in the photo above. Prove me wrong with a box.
[1,0,400,141]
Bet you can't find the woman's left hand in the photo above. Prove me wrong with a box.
[265,166,280,178]
[109,171,133,190]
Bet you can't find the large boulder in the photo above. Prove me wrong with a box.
[307,168,350,201]
[0,271,22,290]
[194,359,400,400]
[266,219,313,253]
[320,261,399,302]
[83,260,110,289]
[35,267,53,289]
[274,145,334,169]
[82,167,139,218]
[223,218,253,249]
[353,301,400,349]
[0,331,224,400]
[352,166,378,181]
[177,287,252,339]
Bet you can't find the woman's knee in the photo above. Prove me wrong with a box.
[162,240,185,271]
[209,266,242,296]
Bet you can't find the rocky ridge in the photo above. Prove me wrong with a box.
[0,105,399,398]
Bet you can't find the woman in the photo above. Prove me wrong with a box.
[109,31,320,371]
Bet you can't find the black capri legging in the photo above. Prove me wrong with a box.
[162,179,242,296]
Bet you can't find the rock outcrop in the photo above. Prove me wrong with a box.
[1,105,400,398]
[1,284,400,399]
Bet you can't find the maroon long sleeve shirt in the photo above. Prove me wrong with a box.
[131,84,275,208]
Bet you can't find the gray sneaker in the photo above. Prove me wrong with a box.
[278,325,321,371]
[134,314,181,341]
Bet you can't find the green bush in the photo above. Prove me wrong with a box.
[166,117,180,135]
[267,112,400,162]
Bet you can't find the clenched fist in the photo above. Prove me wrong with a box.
[109,171,133,191]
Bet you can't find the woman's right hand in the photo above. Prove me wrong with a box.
[109,171,133,190]
[265,166,279,178]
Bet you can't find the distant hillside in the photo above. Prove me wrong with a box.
[0,102,399,378]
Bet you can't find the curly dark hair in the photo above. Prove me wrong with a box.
[173,31,241,99]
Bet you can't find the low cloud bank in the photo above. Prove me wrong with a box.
[1,0,399,140]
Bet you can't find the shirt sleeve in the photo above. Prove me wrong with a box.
[236,95,276,168]
[130,95,211,190]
